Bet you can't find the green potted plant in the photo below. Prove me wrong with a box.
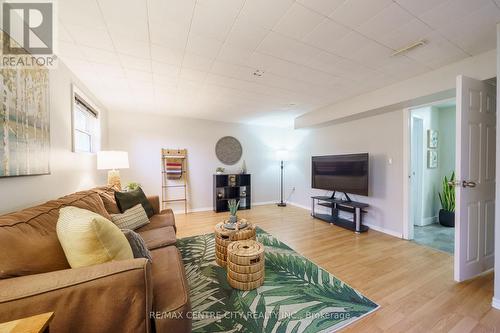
[125,182,141,191]
[228,199,240,224]
[438,171,455,227]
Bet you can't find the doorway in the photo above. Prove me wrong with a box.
[408,100,457,254]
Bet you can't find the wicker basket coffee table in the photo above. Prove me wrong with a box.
[214,221,256,267]
[226,240,265,290]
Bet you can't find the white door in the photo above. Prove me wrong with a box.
[455,75,496,282]
[411,116,424,236]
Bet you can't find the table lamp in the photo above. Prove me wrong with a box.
[97,151,129,189]
[275,150,289,207]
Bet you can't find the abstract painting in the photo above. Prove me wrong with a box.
[0,67,50,177]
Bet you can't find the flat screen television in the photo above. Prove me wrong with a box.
[311,153,369,196]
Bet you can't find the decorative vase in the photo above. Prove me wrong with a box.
[439,209,455,227]
[229,215,237,224]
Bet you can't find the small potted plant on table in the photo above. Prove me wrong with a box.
[438,171,455,227]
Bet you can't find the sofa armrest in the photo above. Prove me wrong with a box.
[0,259,153,333]
[147,195,160,215]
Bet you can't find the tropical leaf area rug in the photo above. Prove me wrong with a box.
[177,227,379,333]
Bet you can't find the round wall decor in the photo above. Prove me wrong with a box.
[215,136,242,165]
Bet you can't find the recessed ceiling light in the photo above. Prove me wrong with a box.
[392,39,427,56]
[253,69,264,77]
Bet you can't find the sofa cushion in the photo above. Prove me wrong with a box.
[115,188,154,218]
[0,190,112,279]
[136,210,176,233]
[91,186,121,214]
[150,246,191,333]
[57,207,133,268]
[111,204,150,230]
[138,227,176,250]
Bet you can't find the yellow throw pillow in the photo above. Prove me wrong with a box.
[57,206,133,268]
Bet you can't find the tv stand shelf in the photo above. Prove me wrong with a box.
[311,196,369,233]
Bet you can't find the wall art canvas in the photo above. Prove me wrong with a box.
[427,150,438,169]
[0,67,50,177]
[427,129,438,148]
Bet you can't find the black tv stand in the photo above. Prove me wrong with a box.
[311,196,369,233]
[329,192,352,202]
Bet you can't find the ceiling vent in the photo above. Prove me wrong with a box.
[392,40,427,56]
[253,69,264,77]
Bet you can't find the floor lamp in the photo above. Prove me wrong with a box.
[276,150,289,207]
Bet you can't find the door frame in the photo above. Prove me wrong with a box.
[402,98,456,240]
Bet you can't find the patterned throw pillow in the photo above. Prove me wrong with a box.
[122,229,152,261]
[111,204,150,230]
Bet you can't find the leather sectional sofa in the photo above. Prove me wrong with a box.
[0,186,191,333]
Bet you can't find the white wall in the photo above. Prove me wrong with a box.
[107,111,296,213]
[0,61,108,214]
[287,110,404,237]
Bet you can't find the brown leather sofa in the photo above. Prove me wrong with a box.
[0,187,191,333]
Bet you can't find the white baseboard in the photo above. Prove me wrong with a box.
[288,201,311,210]
[363,222,402,238]
[492,297,500,309]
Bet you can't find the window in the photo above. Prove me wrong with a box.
[72,87,100,153]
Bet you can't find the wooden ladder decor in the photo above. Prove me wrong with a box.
[161,148,188,214]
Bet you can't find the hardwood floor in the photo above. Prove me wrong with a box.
[175,204,500,332]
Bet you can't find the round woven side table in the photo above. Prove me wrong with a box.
[226,240,265,291]
[214,221,256,267]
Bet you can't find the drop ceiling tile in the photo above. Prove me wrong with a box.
[274,3,324,40]
[378,55,430,80]
[111,33,151,59]
[57,41,86,61]
[152,61,181,78]
[179,68,208,82]
[80,46,117,65]
[375,18,432,50]
[182,52,214,72]
[418,0,491,31]
[303,18,351,50]
[125,69,153,84]
[64,24,114,51]
[148,0,194,46]
[306,51,344,75]
[394,0,448,16]
[225,17,270,50]
[329,0,393,29]
[190,0,245,41]
[186,33,224,59]
[58,23,75,43]
[153,73,178,87]
[92,62,126,78]
[238,0,294,30]
[357,3,414,42]
[151,44,184,67]
[297,0,345,15]
[98,0,149,42]
[258,32,322,65]
[217,44,254,67]
[120,54,152,72]
[350,40,394,68]
[59,0,105,29]
[322,30,371,58]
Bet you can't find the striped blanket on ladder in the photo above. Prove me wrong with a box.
[166,161,183,180]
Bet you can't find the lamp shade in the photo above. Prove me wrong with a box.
[275,150,290,161]
[97,151,129,170]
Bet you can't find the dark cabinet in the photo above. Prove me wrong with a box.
[213,174,251,213]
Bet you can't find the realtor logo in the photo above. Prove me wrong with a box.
[2,2,53,55]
